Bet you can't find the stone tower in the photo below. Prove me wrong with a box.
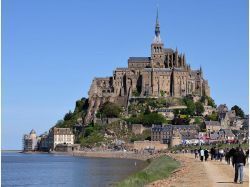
[151,8,165,68]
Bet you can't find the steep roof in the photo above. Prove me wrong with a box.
[205,121,221,126]
[163,48,174,53]
[128,57,151,62]
[52,127,73,135]
[181,132,198,140]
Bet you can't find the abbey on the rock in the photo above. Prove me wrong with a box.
[85,10,210,124]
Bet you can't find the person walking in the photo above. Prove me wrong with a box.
[219,148,224,162]
[215,147,219,160]
[233,147,246,184]
[194,149,198,159]
[204,149,209,161]
[246,149,249,164]
[225,148,230,164]
[200,148,205,162]
[229,147,236,165]
[210,147,215,160]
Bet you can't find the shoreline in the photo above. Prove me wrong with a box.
[19,150,165,161]
[72,150,164,161]
[116,154,181,187]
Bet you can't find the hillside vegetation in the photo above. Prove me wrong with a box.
[54,95,219,147]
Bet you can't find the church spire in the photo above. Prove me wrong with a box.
[153,7,162,44]
[155,7,160,35]
[200,66,203,76]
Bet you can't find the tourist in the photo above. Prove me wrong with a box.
[225,148,230,165]
[246,149,249,164]
[229,147,236,165]
[215,148,219,160]
[232,147,246,184]
[194,149,198,159]
[210,147,215,160]
[219,148,224,162]
[204,149,209,161]
[200,148,205,162]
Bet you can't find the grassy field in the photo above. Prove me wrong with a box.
[116,155,180,187]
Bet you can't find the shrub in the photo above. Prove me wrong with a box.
[99,102,122,118]
[195,101,204,115]
[231,105,245,118]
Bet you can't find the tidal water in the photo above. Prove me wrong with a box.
[1,152,146,187]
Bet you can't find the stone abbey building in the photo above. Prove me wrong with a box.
[85,11,210,124]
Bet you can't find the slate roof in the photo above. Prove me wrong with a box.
[219,129,235,137]
[205,121,221,126]
[190,70,201,77]
[152,124,198,132]
[163,48,174,53]
[53,128,73,135]
[171,125,198,130]
[151,125,172,132]
[128,57,151,62]
[181,132,198,139]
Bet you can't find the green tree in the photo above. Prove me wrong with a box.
[231,105,245,118]
[55,120,65,127]
[172,116,190,125]
[183,97,195,116]
[126,112,166,126]
[99,102,122,118]
[74,98,88,113]
[207,96,216,108]
[201,96,216,108]
[141,113,166,126]
[64,110,73,121]
[194,117,202,124]
[195,102,204,116]
[206,112,218,121]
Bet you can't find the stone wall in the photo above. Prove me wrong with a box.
[133,140,168,150]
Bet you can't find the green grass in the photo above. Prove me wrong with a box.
[115,155,180,187]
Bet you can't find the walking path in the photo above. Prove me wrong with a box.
[147,153,249,187]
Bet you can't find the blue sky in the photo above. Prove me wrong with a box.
[2,0,248,150]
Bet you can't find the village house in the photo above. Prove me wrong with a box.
[48,127,74,151]
[151,124,199,146]
[205,121,221,132]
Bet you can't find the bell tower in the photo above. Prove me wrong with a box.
[151,8,164,68]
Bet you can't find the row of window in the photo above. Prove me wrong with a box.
[153,46,162,53]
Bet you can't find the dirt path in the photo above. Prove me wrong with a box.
[147,153,249,187]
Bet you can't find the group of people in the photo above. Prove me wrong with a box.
[192,146,249,184]
[194,148,209,161]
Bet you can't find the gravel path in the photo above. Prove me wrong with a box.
[147,153,249,187]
